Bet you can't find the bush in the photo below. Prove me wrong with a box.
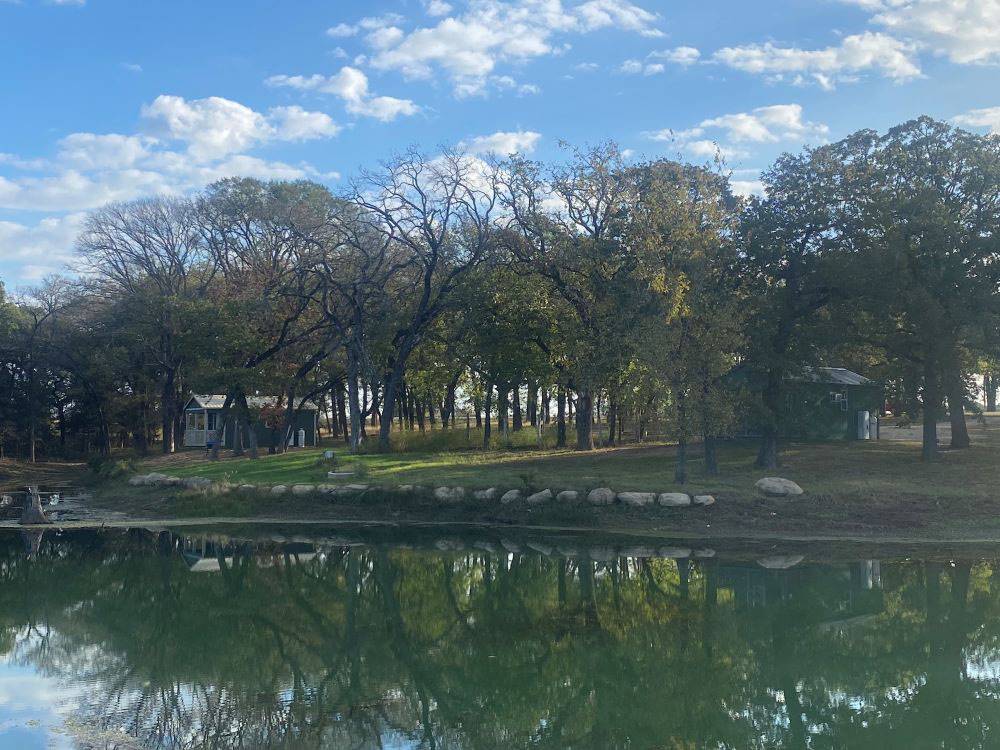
[88,456,135,479]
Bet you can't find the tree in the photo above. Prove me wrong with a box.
[352,150,500,452]
[78,197,216,453]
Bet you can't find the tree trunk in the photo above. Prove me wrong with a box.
[335,384,348,445]
[161,369,176,454]
[575,388,593,450]
[675,386,688,483]
[482,382,493,450]
[498,387,510,445]
[512,384,523,432]
[556,385,567,448]
[703,435,719,477]
[527,381,537,427]
[922,357,940,461]
[986,372,997,412]
[348,355,364,453]
[378,362,407,452]
[944,368,971,449]
[606,395,617,447]
[755,367,781,469]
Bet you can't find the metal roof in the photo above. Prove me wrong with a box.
[795,367,874,386]
[185,394,320,411]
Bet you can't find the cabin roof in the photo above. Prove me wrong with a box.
[184,394,320,411]
[793,367,874,386]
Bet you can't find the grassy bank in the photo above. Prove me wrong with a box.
[75,416,999,542]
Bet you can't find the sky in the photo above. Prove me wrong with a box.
[1,0,999,289]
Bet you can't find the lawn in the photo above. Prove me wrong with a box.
[140,416,1000,504]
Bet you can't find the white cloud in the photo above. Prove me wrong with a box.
[266,66,419,121]
[140,95,341,159]
[649,46,701,65]
[730,179,765,197]
[952,106,1000,133]
[846,0,1000,65]
[362,0,662,96]
[619,58,665,75]
[57,133,152,170]
[426,0,453,16]
[268,105,342,140]
[121,62,143,73]
[0,213,86,276]
[461,129,542,155]
[712,31,921,86]
[645,104,827,165]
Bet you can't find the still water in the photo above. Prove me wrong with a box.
[0,526,996,749]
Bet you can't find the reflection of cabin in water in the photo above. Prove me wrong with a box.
[716,561,883,623]
[182,394,319,449]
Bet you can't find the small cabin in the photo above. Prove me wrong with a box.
[731,366,884,441]
[182,394,319,449]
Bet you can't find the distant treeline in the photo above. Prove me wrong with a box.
[1,116,998,477]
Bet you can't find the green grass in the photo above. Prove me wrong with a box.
[140,417,1000,504]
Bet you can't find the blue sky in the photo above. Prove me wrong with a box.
[2,0,999,289]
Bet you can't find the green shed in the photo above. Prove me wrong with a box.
[732,367,884,441]
[782,368,884,441]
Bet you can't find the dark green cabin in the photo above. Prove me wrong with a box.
[735,367,884,441]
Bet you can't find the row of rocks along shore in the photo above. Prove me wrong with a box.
[127,473,805,505]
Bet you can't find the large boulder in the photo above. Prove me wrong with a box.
[658,492,691,507]
[473,487,499,501]
[434,486,466,502]
[291,484,316,495]
[659,546,692,558]
[181,477,213,491]
[526,489,553,505]
[556,490,579,503]
[693,494,716,506]
[587,487,616,506]
[270,485,288,495]
[500,489,523,504]
[618,491,655,507]
[755,477,804,497]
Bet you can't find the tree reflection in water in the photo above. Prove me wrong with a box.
[0,529,998,749]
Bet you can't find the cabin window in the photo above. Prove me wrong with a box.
[207,412,218,431]
[186,411,206,430]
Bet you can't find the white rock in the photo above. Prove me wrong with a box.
[434,486,466,502]
[291,484,315,495]
[526,489,553,505]
[128,475,148,487]
[270,485,288,495]
[435,538,465,551]
[500,489,523,504]
[182,477,213,491]
[618,491,656,507]
[316,484,338,494]
[343,484,369,492]
[755,477,804,497]
[473,487,499,501]
[658,492,691,507]
[693,495,716,506]
[587,487,616,506]
[556,490,579,502]
[239,484,257,492]
[693,548,716,558]
[757,555,805,570]
[473,541,499,553]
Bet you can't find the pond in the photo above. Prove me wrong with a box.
[0,525,997,749]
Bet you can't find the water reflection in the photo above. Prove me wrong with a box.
[0,527,998,749]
